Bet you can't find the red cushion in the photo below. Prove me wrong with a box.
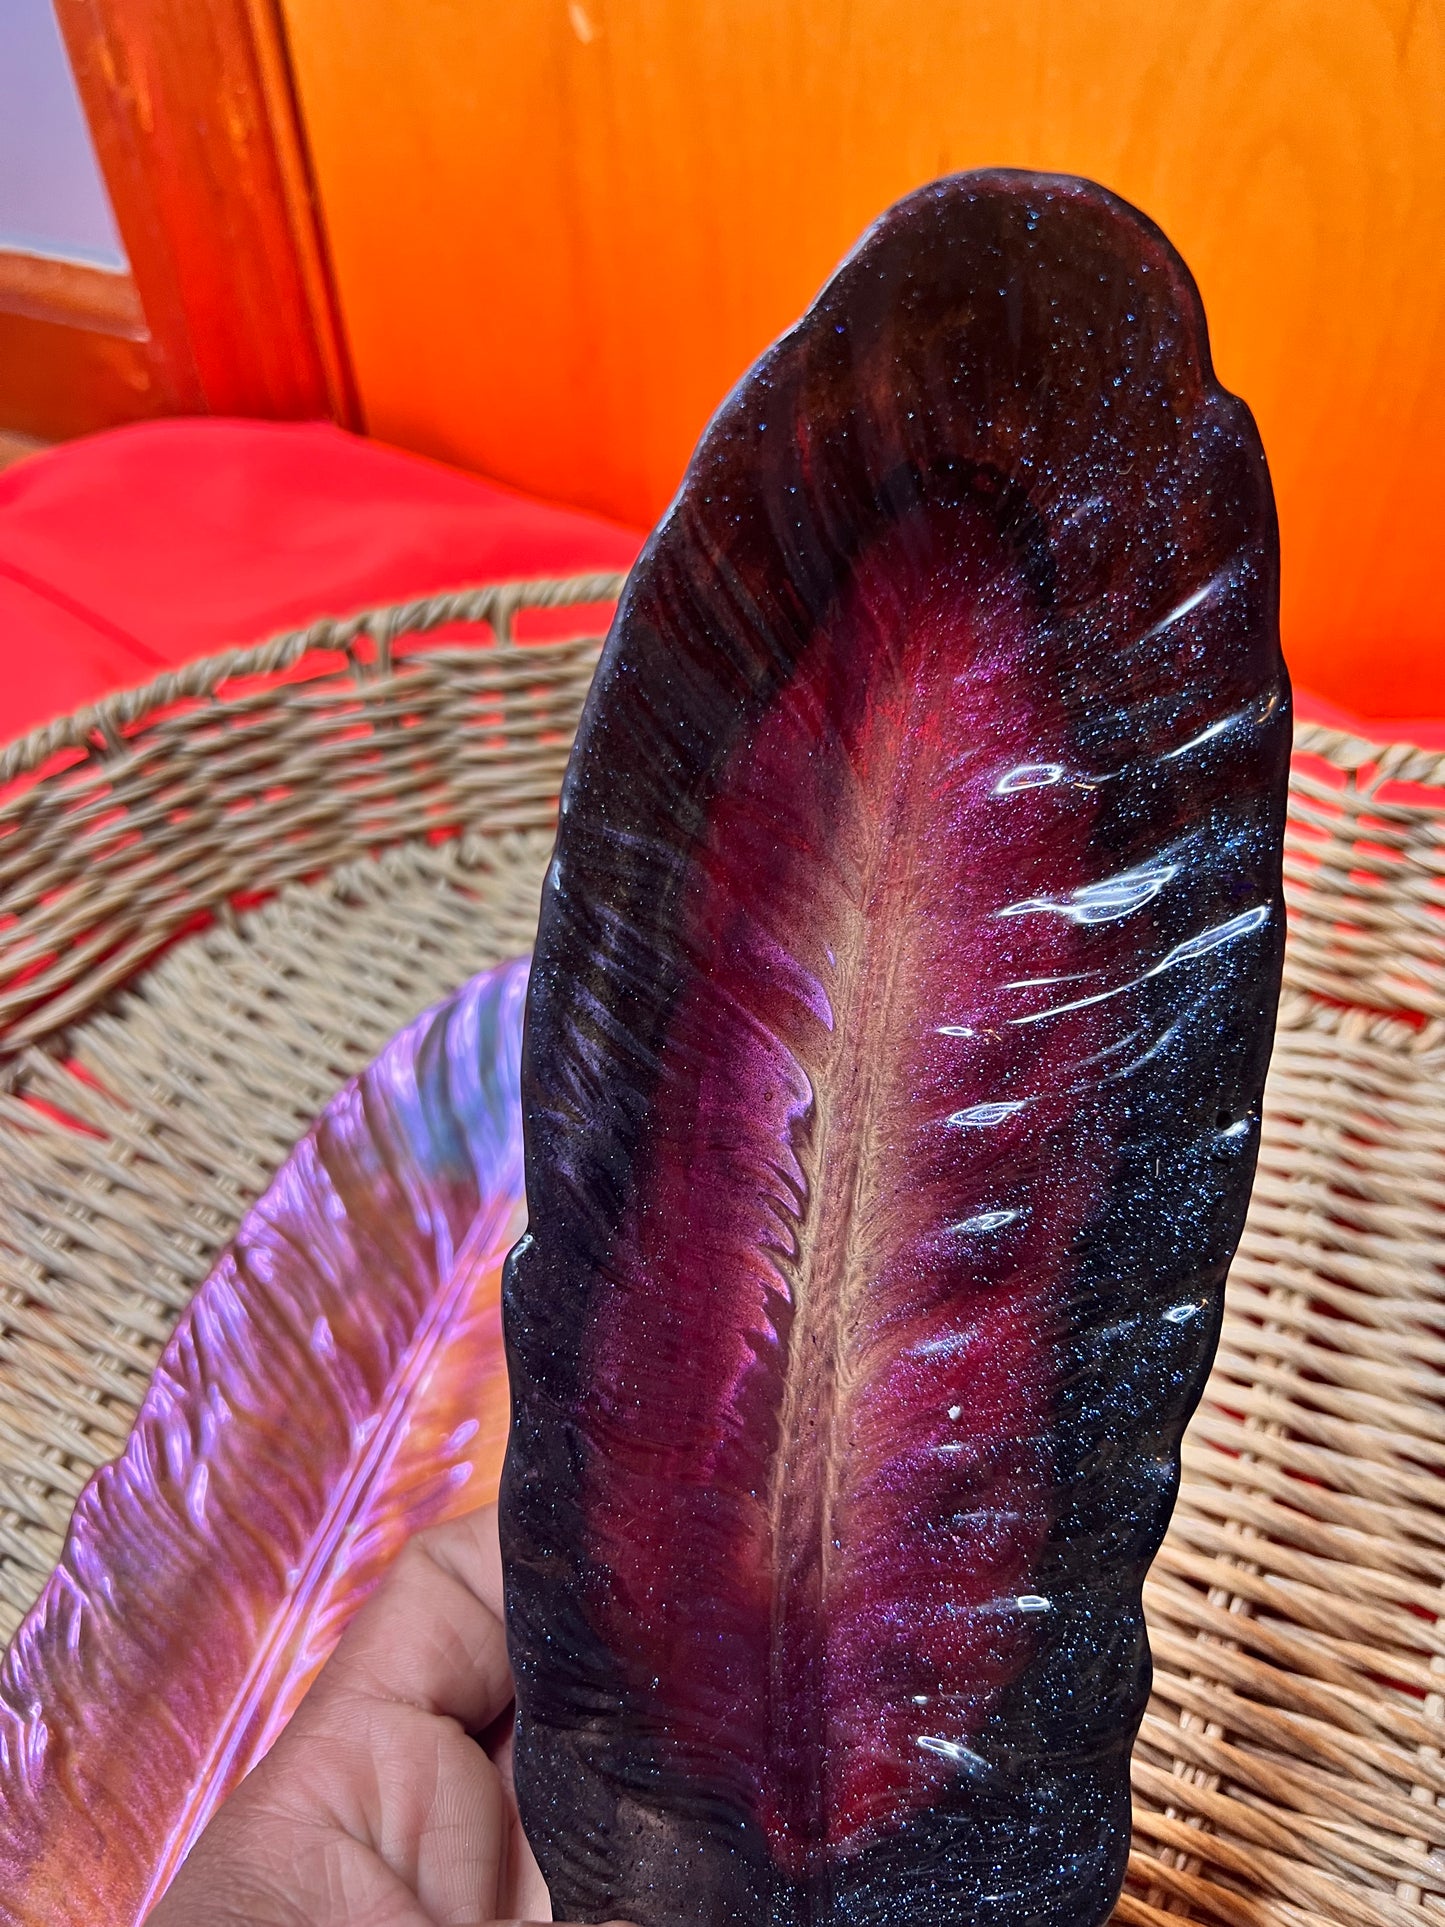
[1291,689,1445,752]
[0,418,644,744]
[0,418,1433,756]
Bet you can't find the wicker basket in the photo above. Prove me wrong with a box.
[1,573,1442,1924]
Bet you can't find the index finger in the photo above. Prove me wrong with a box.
[310,1503,512,1734]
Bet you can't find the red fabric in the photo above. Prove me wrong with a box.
[1291,688,1445,752]
[0,418,1436,754]
[0,418,644,744]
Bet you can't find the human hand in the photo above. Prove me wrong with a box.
[149,1504,632,1927]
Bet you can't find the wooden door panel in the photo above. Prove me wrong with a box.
[0,0,357,441]
[277,0,1445,716]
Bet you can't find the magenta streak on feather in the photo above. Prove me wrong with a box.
[580,505,1127,1873]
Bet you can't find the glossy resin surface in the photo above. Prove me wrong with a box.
[501,171,1289,1926]
[0,962,527,1927]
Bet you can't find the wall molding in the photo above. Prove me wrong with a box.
[0,251,147,339]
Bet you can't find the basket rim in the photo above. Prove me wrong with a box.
[1291,715,1445,786]
[0,570,1435,792]
[0,569,630,789]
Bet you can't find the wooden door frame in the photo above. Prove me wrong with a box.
[0,0,359,443]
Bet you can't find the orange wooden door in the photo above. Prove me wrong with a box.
[279,0,1445,716]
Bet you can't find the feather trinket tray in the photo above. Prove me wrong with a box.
[0,964,529,1923]
[501,170,1288,1926]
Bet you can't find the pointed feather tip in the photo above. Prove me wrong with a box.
[0,957,531,1926]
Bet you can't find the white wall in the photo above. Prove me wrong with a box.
[0,0,127,269]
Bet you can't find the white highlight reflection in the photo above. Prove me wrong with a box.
[998,861,1176,926]
[1142,570,1229,642]
[917,1735,991,1776]
[1010,904,1271,1027]
[1164,715,1233,760]
[947,1100,1028,1127]
[951,1208,1021,1233]
[994,762,1066,794]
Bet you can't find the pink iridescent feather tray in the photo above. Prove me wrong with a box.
[0,959,529,1926]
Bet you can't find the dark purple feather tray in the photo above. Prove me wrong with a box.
[500,170,1288,1925]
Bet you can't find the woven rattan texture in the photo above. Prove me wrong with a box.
[0,586,1441,1923]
